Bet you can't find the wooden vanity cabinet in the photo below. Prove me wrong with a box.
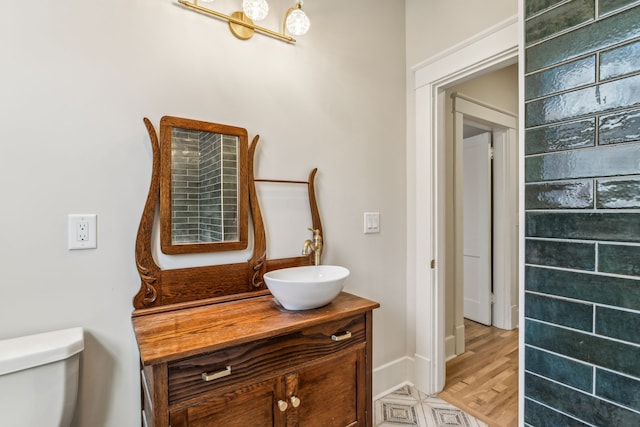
[133,292,379,427]
[169,347,363,427]
[133,118,379,426]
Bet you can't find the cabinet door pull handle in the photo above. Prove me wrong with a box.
[331,331,352,341]
[201,366,232,381]
[277,400,289,412]
[290,396,301,408]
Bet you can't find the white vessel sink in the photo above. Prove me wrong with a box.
[263,265,350,310]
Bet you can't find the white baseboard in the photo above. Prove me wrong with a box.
[445,334,456,361]
[511,304,519,329]
[373,356,414,400]
[414,352,442,395]
[455,323,465,354]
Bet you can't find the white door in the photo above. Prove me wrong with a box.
[463,132,492,325]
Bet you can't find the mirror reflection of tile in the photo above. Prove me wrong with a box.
[171,128,239,244]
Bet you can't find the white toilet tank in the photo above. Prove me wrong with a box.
[0,327,84,427]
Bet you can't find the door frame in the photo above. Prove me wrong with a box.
[411,15,519,395]
[453,93,518,356]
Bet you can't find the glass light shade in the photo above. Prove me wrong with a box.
[285,9,310,36]
[242,0,269,21]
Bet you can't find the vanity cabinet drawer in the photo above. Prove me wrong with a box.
[167,314,365,407]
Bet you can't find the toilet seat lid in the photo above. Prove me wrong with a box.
[0,327,84,376]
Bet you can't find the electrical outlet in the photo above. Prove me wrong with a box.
[77,221,89,241]
[68,214,97,249]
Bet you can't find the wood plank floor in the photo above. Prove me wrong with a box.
[438,318,519,427]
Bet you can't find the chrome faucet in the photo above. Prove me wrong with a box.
[302,228,323,265]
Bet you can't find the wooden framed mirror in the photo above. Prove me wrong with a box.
[133,117,321,312]
[159,116,248,254]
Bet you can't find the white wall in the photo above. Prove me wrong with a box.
[405,0,517,66]
[404,0,518,366]
[447,65,519,114]
[0,1,406,425]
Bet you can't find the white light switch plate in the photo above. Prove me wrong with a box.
[364,212,380,234]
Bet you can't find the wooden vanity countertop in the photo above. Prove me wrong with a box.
[132,292,380,366]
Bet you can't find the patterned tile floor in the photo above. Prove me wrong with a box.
[375,385,489,427]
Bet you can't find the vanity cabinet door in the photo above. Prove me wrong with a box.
[284,347,366,427]
[169,378,285,427]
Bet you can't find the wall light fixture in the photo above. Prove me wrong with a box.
[177,0,310,44]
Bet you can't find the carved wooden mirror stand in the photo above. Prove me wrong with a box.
[133,117,322,314]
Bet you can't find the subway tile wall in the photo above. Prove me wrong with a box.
[171,128,200,243]
[171,129,238,244]
[220,134,239,241]
[524,0,640,425]
[198,131,223,242]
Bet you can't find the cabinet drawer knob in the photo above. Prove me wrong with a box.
[331,331,352,341]
[277,400,289,412]
[201,366,232,382]
[290,396,301,408]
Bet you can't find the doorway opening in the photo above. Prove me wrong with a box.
[411,16,519,406]
[447,89,518,359]
[438,88,519,427]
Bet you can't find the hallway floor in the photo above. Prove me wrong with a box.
[438,319,519,427]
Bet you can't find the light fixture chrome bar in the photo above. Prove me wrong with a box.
[177,0,296,43]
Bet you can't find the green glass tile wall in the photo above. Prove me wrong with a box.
[599,108,640,145]
[598,244,640,276]
[526,320,640,378]
[595,369,640,411]
[524,1,640,424]
[595,306,640,344]
[525,239,595,270]
[525,180,593,209]
[525,373,640,425]
[596,177,640,208]
[525,292,594,330]
[600,0,640,15]
[525,346,593,391]
[525,0,566,17]
[525,56,595,101]
[526,266,640,309]
[199,131,223,242]
[525,399,591,427]
[171,128,200,243]
[170,130,238,244]
[600,40,640,80]
[525,74,640,126]
[525,0,594,46]
[525,118,595,155]
[221,134,239,241]
[525,4,640,72]
[526,212,640,242]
